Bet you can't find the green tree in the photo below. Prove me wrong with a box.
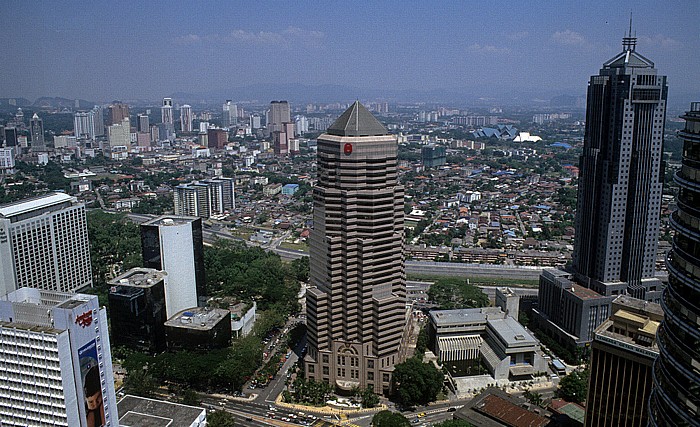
[86,210,142,308]
[558,368,589,404]
[371,411,411,427]
[122,368,156,398]
[415,326,428,360]
[181,389,201,406]
[285,378,334,406]
[392,357,444,407]
[207,410,236,427]
[427,277,490,310]
[523,388,544,406]
[204,239,300,313]
[354,385,380,408]
[290,256,310,282]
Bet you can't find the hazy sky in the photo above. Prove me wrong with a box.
[2,0,699,103]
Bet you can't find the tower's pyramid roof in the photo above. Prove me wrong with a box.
[604,49,654,69]
[326,101,387,137]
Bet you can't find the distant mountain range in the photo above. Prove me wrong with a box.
[0,97,95,110]
[169,83,588,108]
[1,83,695,110]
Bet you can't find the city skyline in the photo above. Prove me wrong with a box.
[1,1,698,105]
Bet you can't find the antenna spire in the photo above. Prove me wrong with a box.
[622,12,637,51]
[628,12,632,38]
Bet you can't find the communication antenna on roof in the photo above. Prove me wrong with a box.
[622,11,637,51]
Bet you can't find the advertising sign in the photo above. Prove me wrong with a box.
[79,340,105,427]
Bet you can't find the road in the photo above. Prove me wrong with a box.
[405,260,543,280]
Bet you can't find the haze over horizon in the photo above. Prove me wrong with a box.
[2,0,699,105]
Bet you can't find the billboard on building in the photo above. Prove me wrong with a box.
[79,339,106,427]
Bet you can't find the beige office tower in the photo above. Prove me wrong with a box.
[305,101,407,395]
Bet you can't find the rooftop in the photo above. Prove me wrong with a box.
[0,192,74,219]
[164,306,230,330]
[117,395,205,427]
[594,296,662,356]
[568,283,605,300]
[488,317,537,347]
[326,101,388,137]
[109,268,167,288]
[143,215,199,227]
[430,307,504,327]
[612,295,664,319]
[457,388,550,427]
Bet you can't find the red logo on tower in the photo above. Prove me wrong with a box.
[344,143,353,155]
[75,311,93,328]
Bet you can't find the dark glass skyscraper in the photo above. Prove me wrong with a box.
[305,102,407,395]
[29,113,45,151]
[649,102,700,427]
[534,34,667,353]
[572,34,667,302]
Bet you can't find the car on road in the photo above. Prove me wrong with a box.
[447,407,456,412]
[417,412,426,417]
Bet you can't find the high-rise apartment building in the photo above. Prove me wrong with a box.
[108,102,129,126]
[74,111,96,140]
[585,295,662,427]
[137,114,150,133]
[305,102,407,395]
[534,33,666,352]
[207,128,228,149]
[223,100,238,127]
[107,118,131,150]
[0,147,15,174]
[649,102,700,427]
[29,113,45,151]
[141,216,206,316]
[161,98,173,125]
[202,177,236,213]
[0,287,118,427]
[0,193,92,297]
[273,122,295,156]
[180,104,192,133]
[250,114,261,129]
[92,105,105,137]
[174,183,211,219]
[268,100,290,133]
[4,127,18,147]
[173,177,235,218]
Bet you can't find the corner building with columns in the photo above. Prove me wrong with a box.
[305,102,407,395]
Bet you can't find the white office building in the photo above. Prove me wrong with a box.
[161,98,173,125]
[140,216,206,317]
[108,118,131,150]
[0,148,15,174]
[180,104,192,133]
[74,111,96,140]
[0,288,118,427]
[0,193,92,297]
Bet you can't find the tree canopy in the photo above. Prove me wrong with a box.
[122,335,262,394]
[427,277,490,309]
[204,239,300,312]
[558,368,589,404]
[207,410,236,427]
[391,357,445,407]
[371,411,411,427]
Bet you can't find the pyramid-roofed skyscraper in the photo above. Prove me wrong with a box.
[305,101,408,395]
